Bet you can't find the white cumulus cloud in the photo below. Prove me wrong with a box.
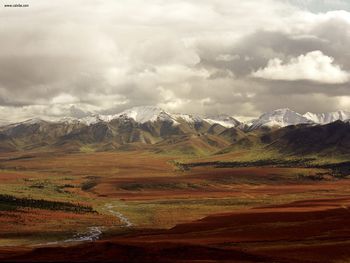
[251,50,350,84]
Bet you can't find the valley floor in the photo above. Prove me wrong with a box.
[0,150,349,262]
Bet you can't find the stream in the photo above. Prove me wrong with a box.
[33,202,133,246]
[104,203,133,227]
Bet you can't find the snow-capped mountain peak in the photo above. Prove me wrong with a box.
[204,114,240,128]
[80,115,106,125]
[112,106,177,124]
[173,114,203,123]
[249,108,311,129]
[303,110,350,124]
[57,115,107,125]
[58,117,80,124]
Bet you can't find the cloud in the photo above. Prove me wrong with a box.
[251,51,350,84]
[339,96,350,109]
[0,0,350,122]
[288,0,350,12]
[51,94,79,104]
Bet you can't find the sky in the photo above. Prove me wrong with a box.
[1,0,350,121]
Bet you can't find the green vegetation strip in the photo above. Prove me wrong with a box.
[0,194,94,213]
[176,159,350,177]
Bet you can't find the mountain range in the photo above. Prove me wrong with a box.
[0,106,349,157]
[2,106,350,128]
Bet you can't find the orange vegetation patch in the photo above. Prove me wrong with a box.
[0,151,175,178]
[4,197,350,263]
[0,171,33,182]
[91,166,346,201]
[0,208,118,240]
